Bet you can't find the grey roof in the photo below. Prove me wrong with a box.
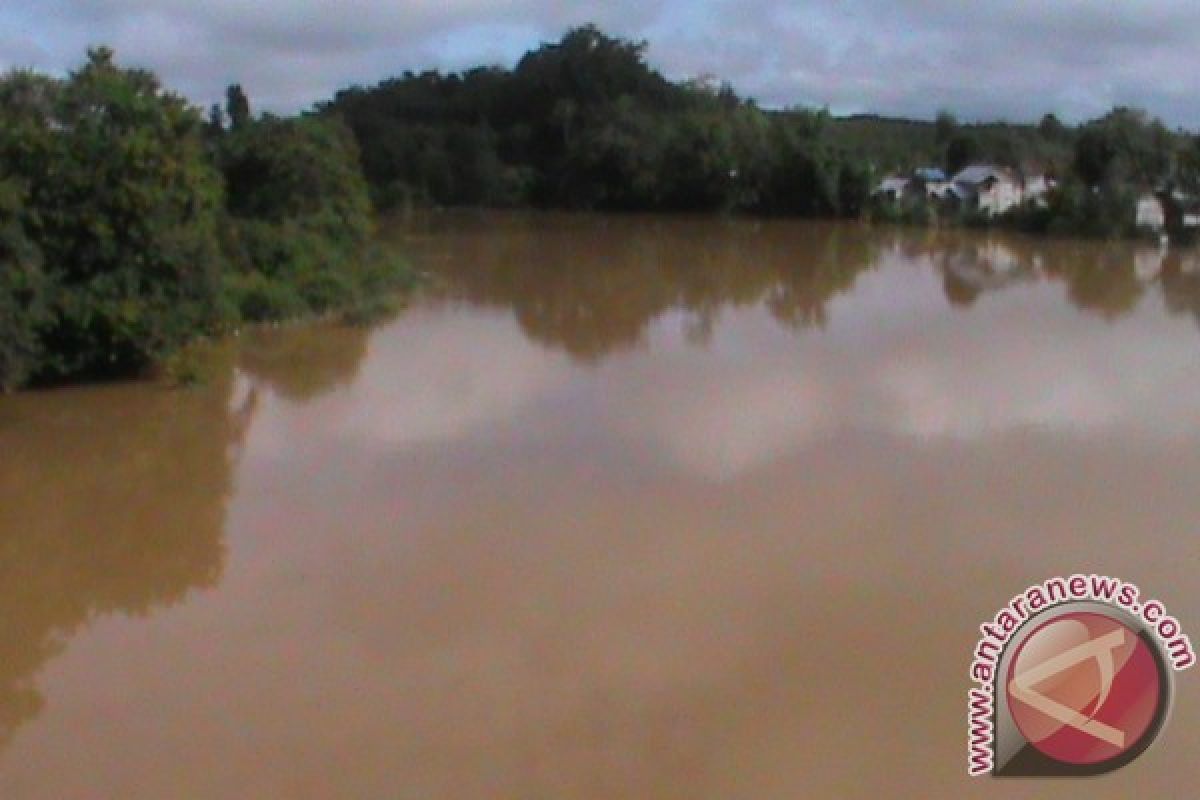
[947,183,975,199]
[876,177,910,194]
[951,165,1012,186]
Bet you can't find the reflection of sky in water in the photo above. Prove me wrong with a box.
[247,239,1200,482]
[7,220,1200,799]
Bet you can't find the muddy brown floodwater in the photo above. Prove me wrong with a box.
[1,212,1199,798]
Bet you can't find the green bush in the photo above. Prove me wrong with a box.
[0,51,417,391]
[219,114,372,245]
[0,178,46,391]
[222,271,306,323]
[0,50,226,385]
[215,113,411,322]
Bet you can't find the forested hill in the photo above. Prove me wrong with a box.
[319,25,873,216]
[319,25,1199,229]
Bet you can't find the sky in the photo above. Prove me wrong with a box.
[2,1,1198,126]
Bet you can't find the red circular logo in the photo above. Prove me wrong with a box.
[1006,612,1164,766]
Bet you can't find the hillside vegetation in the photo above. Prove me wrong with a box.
[323,26,1200,236]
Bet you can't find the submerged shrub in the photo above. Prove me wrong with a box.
[222,271,306,323]
[216,113,410,321]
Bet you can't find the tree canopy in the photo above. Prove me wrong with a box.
[0,50,410,391]
[320,26,868,215]
[0,48,226,386]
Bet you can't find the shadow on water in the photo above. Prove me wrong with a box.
[396,213,884,362]
[236,322,372,402]
[0,365,247,750]
[396,212,1200,363]
[0,318,376,753]
[925,229,1200,324]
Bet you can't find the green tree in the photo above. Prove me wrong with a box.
[1073,127,1118,187]
[935,111,958,145]
[1074,109,1173,189]
[945,134,980,174]
[658,110,740,211]
[1038,113,1066,141]
[225,83,250,130]
[206,103,225,138]
[1176,136,1200,196]
[0,176,46,390]
[561,96,666,209]
[217,114,385,319]
[758,116,838,215]
[836,160,872,218]
[0,48,226,384]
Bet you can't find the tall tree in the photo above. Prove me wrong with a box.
[217,114,377,319]
[206,103,225,137]
[935,111,958,145]
[0,47,226,383]
[1073,127,1118,188]
[1038,113,1065,141]
[225,83,250,130]
[946,134,980,174]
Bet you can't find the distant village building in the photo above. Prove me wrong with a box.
[1022,174,1055,205]
[1171,191,1200,229]
[915,167,956,201]
[950,166,1024,215]
[1135,190,1200,234]
[873,165,1052,216]
[875,177,911,202]
[874,169,945,203]
[1136,193,1167,232]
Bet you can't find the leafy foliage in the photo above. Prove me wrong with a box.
[0,176,47,390]
[0,50,412,390]
[215,112,409,322]
[322,24,1182,240]
[0,49,226,385]
[322,26,866,216]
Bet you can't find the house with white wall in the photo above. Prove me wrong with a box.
[1136,193,1166,231]
[951,166,1024,215]
[874,165,1055,217]
[873,176,911,202]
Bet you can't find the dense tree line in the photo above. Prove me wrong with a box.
[321,26,871,216]
[0,49,410,391]
[324,25,1200,242]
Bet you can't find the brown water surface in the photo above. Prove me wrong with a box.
[1,212,1199,797]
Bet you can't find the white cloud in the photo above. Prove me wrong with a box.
[7,2,1200,123]
[244,308,577,459]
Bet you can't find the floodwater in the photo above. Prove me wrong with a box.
[1,212,1199,798]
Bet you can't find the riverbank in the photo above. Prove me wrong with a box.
[0,50,416,392]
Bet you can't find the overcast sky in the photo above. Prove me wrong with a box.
[3,1,1198,126]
